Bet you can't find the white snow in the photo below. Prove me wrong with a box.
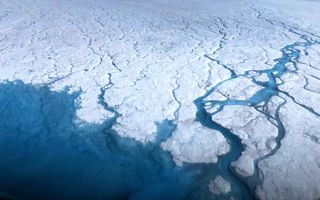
[1,0,320,199]
[256,94,320,200]
[213,105,279,177]
[161,120,229,165]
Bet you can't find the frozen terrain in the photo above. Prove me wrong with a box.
[0,0,320,199]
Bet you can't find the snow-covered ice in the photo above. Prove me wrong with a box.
[1,0,320,199]
[208,176,231,195]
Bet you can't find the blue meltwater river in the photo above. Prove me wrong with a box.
[0,32,319,200]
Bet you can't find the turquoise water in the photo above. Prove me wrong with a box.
[0,81,201,200]
[0,32,318,200]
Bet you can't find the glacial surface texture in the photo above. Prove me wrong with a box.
[1,0,320,199]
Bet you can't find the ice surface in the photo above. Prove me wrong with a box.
[213,105,278,177]
[161,120,229,164]
[256,94,320,200]
[208,176,231,195]
[1,0,320,199]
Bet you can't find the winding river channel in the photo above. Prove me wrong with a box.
[194,27,320,199]
[0,14,319,200]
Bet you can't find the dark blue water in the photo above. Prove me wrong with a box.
[0,81,205,200]
[1,32,319,200]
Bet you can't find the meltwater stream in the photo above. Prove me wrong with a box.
[194,34,319,199]
[0,80,247,200]
[0,38,318,200]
